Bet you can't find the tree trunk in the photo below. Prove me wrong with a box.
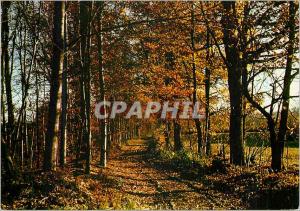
[190,3,202,155]
[164,121,170,148]
[276,1,296,169]
[96,2,108,167]
[1,63,6,143]
[1,140,14,177]
[204,67,211,156]
[205,30,211,156]
[60,13,68,167]
[80,1,92,174]
[173,120,182,151]
[267,119,280,171]
[221,1,244,165]
[30,126,34,168]
[35,64,40,168]
[43,1,65,171]
[2,1,14,149]
[228,69,244,165]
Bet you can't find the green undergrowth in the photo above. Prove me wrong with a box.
[147,138,210,176]
[146,138,299,209]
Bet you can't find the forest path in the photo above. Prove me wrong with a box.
[1,138,296,210]
[98,139,245,209]
[1,139,247,209]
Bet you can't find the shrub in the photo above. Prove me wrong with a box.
[147,138,158,153]
[172,150,194,168]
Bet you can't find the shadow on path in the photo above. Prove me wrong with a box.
[100,139,245,209]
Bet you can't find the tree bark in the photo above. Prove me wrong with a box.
[60,12,68,167]
[190,3,203,155]
[205,29,211,156]
[173,120,183,151]
[43,1,65,171]
[1,60,6,142]
[80,1,92,174]
[276,1,296,169]
[1,1,15,176]
[221,2,244,165]
[1,1,14,149]
[164,121,170,148]
[35,63,40,168]
[1,140,14,177]
[96,1,108,167]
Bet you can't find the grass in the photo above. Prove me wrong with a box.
[155,132,299,170]
[208,143,299,169]
[148,137,299,209]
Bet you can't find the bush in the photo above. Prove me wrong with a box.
[211,157,228,173]
[157,148,202,170]
[172,150,194,168]
[246,133,269,147]
[147,138,158,153]
[158,149,175,160]
[146,139,208,177]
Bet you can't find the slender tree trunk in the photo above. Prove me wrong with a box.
[20,112,24,169]
[1,52,6,143]
[107,119,113,159]
[30,126,34,168]
[76,121,82,165]
[276,1,296,170]
[1,92,6,143]
[190,3,202,155]
[1,140,14,177]
[80,1,92,173]
[242,98,246,146]
[79,64,85,166]
[2,1,14,150]
[204,68,211,156]
[34,3,42,168]
[118,117,122,145]
[205,29,211,156]
[24,111,28,160]
[60,13,68,167]
[173,120,182,151]
[164,121,170,148]
[43,1,65,171]
[22,112,28,169]
[96,2,107,167]
[35,65,40,168]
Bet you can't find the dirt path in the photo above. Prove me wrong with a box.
[2,139,298,209]
[99,139,245,209]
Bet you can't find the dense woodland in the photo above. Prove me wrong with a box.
[1,1,299,209]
